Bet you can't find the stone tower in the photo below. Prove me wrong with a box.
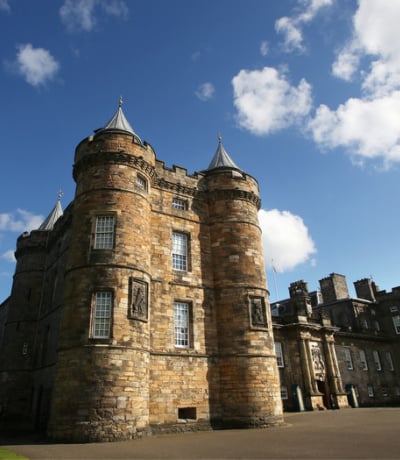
[48,101,155,441]
[203,137,283,427]
[0,231,48,429]
[44,104,283,441]
[0,198,63,431]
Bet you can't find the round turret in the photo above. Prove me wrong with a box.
[48,103,154,441]
[203,138,283,428]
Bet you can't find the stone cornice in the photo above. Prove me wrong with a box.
[206,189,261,209]
[73,151,156,181]
[152,177,198,197]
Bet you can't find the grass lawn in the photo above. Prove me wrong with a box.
[0,448,28,459]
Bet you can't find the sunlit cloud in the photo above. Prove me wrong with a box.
[259,208,317,272]
[310,0,400,168]
[232,66,312,135]
[1,250,15,263]
[0,209,44,232]
[275,0,334,52]
[12,43,59,87]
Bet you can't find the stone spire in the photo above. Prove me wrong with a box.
[38,192,63,231]
[207,135,241,171]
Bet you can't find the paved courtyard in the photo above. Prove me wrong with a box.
[2,407,400,459]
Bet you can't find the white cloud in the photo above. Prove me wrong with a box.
[232,66,312,135]
[15,44,59,87]
[60,0,128,32]
[195,82,215,101]
[331,44,360,81]
[260,40,269,57]
[332,0,400,96]
[259,209,317,272]
[310,0,400,168]
[0,0,10,12]
[275,16,304,52]
[0,209,44,233]
[60,0,96,31]
[1,250,15,263]
[275,0,334,52]
[308,93,400,167]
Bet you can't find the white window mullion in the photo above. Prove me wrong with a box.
[174,302,189,347]
[93,291,112,338]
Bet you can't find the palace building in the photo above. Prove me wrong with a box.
[1,102,398,443]
[0,102,283,441]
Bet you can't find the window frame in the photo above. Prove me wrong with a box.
[344,347,353,370]
[359,349,368,371]
[135,174,147,191]
[172,197,187,211]
[367,384,374,397]
[93,215,115,250]
[392,315,400,335]
[174,301,192,348]
[280,386,288,400]
[373,350,382,371]
[91,291,113,339]
[385,351,394,371]
[275,342,284,368]
[172,231,189,271]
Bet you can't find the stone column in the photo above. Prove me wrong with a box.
[299,334,315,396]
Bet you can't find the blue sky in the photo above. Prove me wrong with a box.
[1,0,399,302]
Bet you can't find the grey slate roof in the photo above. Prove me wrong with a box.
[207,136,241,171]
[38,199,63,231]
[97,98,142,142]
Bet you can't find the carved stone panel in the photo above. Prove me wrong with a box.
[129,278,148,321]
[310,341,326,381]
[250,296,267,328]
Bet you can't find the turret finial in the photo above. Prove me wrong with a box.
[218,133,222,143]
[119,96,123,107]
[57,189,64,201]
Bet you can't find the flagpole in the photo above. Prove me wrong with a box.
[271,259,279,301]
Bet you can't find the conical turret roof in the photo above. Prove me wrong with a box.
[96,97,142,142]
[207,135,241,171]
[38,194,63,231]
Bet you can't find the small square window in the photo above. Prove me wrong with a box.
[178,407,196,420]
[136,175,147,190]
[172,198,187,210]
